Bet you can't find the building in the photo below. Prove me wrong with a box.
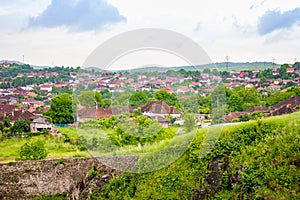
[140,100,181,118]
[30,116,52,132]
[269,96,300,116]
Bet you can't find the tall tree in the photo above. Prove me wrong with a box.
[154,90,178,106]
[129,91,149,106]
[44,93,74,124]
[78,91,104,107]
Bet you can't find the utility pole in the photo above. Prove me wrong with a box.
[226,56,229,71]
[272,57,276,68]
[22,55,24,63]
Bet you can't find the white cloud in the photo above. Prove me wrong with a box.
[0,0,299,66]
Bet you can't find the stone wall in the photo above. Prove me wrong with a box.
[0,158,117,200]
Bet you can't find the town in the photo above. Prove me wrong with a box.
[0,60,300,132]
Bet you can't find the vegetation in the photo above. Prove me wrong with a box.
[92,112,300,199]
[44,93,74,124]
[78,90,104,107]
[19,140,48,160]
[0,128,88,162]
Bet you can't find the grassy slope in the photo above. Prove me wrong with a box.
[1,113,299,199]
[96,112,300,199]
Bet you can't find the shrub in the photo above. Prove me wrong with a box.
[87,166,98,179]
[19,140,48,160]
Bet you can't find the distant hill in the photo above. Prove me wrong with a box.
[0,60,49,69]
[115,62,280,73]
[1,59,282,72]
[0,60,25,66]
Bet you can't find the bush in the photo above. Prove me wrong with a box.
[19,140,48,160]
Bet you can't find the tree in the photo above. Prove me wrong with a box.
[239,114,251,122]
[251,111,264,120]
[75,84,85,95]
[11,120,30,134]
[129,91,149,106]
[19,140,48,160]
[78,91,104,107]
[3,116,11,128]
[180,95,199,113]
[203,68,211,74]
[227,94,243,112]
[113,93,131,107]
[154,90,178,107]
[44,93,74,124]
[100,89,112,99]
[293,62,300,70]
[211,86,227,124]
[183,113,195,132]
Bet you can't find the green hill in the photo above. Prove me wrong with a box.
[92,112,299,199]
[1,112,299,199]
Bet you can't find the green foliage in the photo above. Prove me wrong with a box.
[44,93,74,124]
[87,166,99,179]
[154,89,178,107]
[78,90,104,107]
[265,90,294,107]
[108,116,176,147]
[32,193,67,200]
[183,113,195,132]
[11,119,30,134]
[227,87,261,111]
[129,91,149,106]
[94,112,300,199]
[113,93,130,107]
[238,113,251,122]
[19,140,48,160]
[3,116,11,128]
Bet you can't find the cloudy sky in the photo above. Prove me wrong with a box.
[0,0,299,68]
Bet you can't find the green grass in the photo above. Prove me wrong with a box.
[0,128,89,163]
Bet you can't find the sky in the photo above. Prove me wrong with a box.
[0,0,299,69]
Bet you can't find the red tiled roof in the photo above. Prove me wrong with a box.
[140,100,180,115]
[0,105,16,113]
[272,96,300,110]
[246,106,269,113]
[224,112,246,122]
[9,110,35,122]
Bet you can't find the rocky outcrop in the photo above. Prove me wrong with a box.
[193,158,243,199]
[0,158,118,200]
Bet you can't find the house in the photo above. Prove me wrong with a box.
[189,82,201,88]
[272,70,279,76]
[286,68,294,73]
[0,105,16,120]
[9,110,35,122]
[2,61,10,67]
[176,86,189,93]
[140,100,181,118]
[21,98,44,108]
[150,115,169,128]
[77,107,122,122]
[239,72,249,78]
[40,84,52,92]
[30,116,52,132]
[69,72,77,78]
[246,106,269,114]
[224,112,247,123]
[269,96,300,116]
